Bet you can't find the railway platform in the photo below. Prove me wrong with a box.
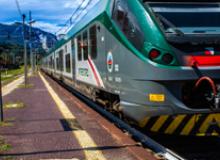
[0,72,157,160]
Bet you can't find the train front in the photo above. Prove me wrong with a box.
[128,1,220,136]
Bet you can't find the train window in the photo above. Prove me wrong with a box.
[59,50,64,71]
[56,57,59,70]
[65,54,71,73]
[65,45,67,53]
[113,0,144,51]
[113,0,126,25]
[77,35,82,61]
[89,25,97,59]
[83,31,88,60]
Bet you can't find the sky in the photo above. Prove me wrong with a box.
[0,0,99,35]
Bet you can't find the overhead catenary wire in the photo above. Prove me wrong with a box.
[14,0,26,39]
[15,0,23,17]
[55,0,87,35]
[63,0,94,33]
[55,0,100,35]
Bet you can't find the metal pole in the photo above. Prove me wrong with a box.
[22,14,28,86]
[29,11,33,73]
[34,51,36,71]
[0,67,3,122]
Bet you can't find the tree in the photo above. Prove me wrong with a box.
[0,43,23,68]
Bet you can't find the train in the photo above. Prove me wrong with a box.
[42,0,220,136]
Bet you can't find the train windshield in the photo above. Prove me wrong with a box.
[147,3,220,34]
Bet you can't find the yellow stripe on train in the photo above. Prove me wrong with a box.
[142,113,220,136]
[197,114,220,136]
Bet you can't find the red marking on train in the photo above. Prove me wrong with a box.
[192,56,220,66]
[88,57,101,87]
[205,50,213,56]
[108,60,113,65]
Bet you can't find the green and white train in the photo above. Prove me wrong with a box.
[42,0,220,136]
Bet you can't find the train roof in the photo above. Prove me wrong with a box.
[46,0,110,56]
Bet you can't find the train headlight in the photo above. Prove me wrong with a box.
[162,53,173,64]
[149,49,160,60]
[148,48,177,65]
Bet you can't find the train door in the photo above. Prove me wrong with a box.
[95,23,106,88]
[74,24,106,89]
[105,34,121,94]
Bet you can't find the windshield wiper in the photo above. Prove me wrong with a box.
[156,14,185,36]
[193,30,217,34]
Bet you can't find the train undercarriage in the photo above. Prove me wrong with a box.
[46,70,220,137]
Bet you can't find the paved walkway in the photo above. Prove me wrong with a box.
[0,73,156,160]
[2,75,24,96]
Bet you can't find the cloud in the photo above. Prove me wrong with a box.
[64,0,82,9]
[34,21,60,34]
[0,0,99,35]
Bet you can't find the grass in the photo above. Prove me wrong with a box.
[0,121,13,127]
[1,66,24,86]
[0,136,12,153]
[4,117,15,122]
[17,83,34,89]
[3,101,25,109]
[0,143,11,152]
[2,157,14,160]
[0,122,13,155]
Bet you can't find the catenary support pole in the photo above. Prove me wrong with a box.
[29,11,33,73]
[22,14,28,86]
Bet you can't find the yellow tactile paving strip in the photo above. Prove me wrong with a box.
[39,72,107,160]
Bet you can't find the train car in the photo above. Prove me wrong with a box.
[42,0,220,136]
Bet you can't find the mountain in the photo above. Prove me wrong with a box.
[0,22,57,51]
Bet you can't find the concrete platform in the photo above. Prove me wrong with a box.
[0,72,157,160]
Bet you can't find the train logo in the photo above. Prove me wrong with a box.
[205,48,215,55]
[107,51,114,73]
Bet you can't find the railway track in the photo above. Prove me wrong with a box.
[47,73,220,160]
